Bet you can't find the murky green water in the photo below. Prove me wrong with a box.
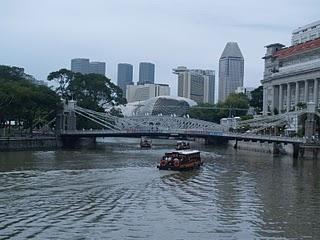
[0,138,319,239]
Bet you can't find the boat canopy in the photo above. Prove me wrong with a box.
[173,150,200,155]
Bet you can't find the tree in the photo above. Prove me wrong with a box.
[250,86,263,113]
[0,65,60,135]
[296,102,307,110]
[187,103,221,123]
[187,93,250,124]
[47,68,75,98]
[47,69,127,129]
[67,73,126,111]
[224,93,249,116]
[48,69,127,110]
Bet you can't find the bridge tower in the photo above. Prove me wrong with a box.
[55,100,77,135]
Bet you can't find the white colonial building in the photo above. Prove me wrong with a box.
[262,31,320,115]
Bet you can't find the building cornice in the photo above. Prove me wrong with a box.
[261,66,320,83]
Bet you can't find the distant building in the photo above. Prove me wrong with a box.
[126,84,170,103]
[117,63,133,95]
[120,96,197,117]
[235,86,255,100]
[173,66,215,104]
[71,58,90,74]
[31,79,48,86]
[89,62,106,75]
[138,62,155,85]
[262,31,320,115]
[218,42,244,102]
[71,58,106,75]
[292,20,320,45]
[220,117,241,130]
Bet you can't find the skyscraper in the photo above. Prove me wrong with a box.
[71,58,106,76]
[71,58,90,74]
[173,66,215,104]
[126,84,170,103]
[89,62,106,75]
[138,62,155,85]
[292,20,320,45]
[117,63,133,95]
[218,42,244,102]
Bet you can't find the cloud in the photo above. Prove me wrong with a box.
[0,0,319,101]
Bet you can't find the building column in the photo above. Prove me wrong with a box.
[271,85,275,114]
[263,87,267,115]
[295,81,299,110]
[287,83,291,112]
[314,79,318,108]
[304,80,308,103]
[279,84,283,113]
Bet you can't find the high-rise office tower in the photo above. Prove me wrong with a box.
[138,62,155,85]
[71,58,106,76]
[71,58,90,74]
[218,42,244,102]
[292,20,320,45]
[89,62,106,75]
[126,84,170,103]
[117,63,133,95]
[173,66,215,104]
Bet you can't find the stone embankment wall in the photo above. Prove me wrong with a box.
[0,137,62,151]
[229,140,293,155]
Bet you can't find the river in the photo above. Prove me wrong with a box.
[0,138,319,239]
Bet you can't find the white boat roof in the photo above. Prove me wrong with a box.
[174,150,200,155]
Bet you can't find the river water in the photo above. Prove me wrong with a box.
[0,138,320,239]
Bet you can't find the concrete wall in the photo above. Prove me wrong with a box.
[0,137,62,151]
[230,140,276,154]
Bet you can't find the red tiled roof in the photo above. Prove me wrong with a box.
[273,37,320,59]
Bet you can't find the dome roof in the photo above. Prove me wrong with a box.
[120,96,197,117]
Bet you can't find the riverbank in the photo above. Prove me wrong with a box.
[0,136,62,151]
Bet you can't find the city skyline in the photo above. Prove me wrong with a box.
[0,0,319,99]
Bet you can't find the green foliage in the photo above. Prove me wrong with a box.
[187,93,250,123]
[249,86,263,113]
[188,103,221,123]
[296,102,307,110]
[48,69,126,111]
[224,93,249,116]
[47,68,75,98]
[68,73,126,110]
[240,115,253,121]
[0,65,60,135]
[48,69,127,129]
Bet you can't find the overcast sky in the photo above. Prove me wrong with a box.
[0,0,319,97]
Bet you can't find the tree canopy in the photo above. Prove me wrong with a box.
[0,65,60,135]
[187,93,250,123]
[249,86,263,113]
[48,69,126,112]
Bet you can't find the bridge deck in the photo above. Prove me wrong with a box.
[60,130,304,144]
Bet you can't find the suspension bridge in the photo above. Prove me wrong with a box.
[49,100,313,158]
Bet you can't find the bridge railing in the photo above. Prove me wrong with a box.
[60,128,304,143]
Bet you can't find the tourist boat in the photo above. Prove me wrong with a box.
[175,141,190,150]
[157,150,203,170]
[140,137,152,148]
